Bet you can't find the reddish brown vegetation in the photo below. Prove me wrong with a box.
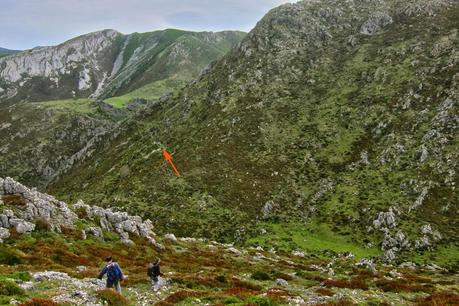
[315,287,335,296]
[19,298,59,306]
[323,277,368,290]
[416,291,459,305]
[155,290,204,305]
[224,287,259,297]
[2,194,27,206]
[375,279,433,293]
[316,299,355,306]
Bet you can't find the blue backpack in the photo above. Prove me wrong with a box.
[107,263,122,281]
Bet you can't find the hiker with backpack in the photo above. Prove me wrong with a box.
[98,256,125,294]
[147,258,162,291]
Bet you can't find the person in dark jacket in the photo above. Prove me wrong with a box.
[98,256,124,294]
[147,258,161,291]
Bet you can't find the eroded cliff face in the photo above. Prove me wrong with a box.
[0,30,122,103]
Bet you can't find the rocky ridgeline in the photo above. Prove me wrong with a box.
[0,177,163,249]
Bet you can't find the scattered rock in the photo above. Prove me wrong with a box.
[275,278,289,287]
[164,233,177,242]
[292,250,305,257]
[0,227,10,243]
[356,259,377,273]
[399,262,417,270]
[227,247,242,255]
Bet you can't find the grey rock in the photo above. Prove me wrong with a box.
[164,233,177,242]
[275,278,289,287]
[9,218,35,234]
[0,228,10,242]
[33,271,71,282]
[399,262,417,270]
[84,227,103,239]
[360,12,393,35]
[227,247,242,255]
[356,258,376,273]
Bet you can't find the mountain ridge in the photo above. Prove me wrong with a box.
[0,28,245,104]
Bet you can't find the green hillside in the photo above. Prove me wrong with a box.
[52,0,458,266]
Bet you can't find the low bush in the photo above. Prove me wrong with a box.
[96,288,131,306]
[375,279,431,293]
[19,298,59,306]
[0,271,31,281]
[315,287,335,296]
[0,279,25,296]
[415,291,459,305]
[251,271,271,281]
[0,247,23,265]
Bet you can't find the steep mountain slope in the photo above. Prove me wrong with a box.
[0,29,245,104]
[0,99,124,189]
[2,178,458,305]
[52,0,458,264]
[0,29,244,189]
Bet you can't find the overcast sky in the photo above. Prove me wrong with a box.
[0,0,296,50]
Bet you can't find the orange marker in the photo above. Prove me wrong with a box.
[162,148,181,176]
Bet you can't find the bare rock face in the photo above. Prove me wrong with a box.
[360,11,393,35]
[0,30,121,101]
[0,177,158,246]
[0,177,77,231]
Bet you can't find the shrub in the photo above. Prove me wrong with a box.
[19,298,59,306]
[375,279,430,293]
[315,288,335,296]
[0,247,23,265]
[245,296,277,306]
[415,291,459,305]
[232,278,262,291]
[96,289,131,306]
[1,195,27,206]
[35,218,52,231]
[216,274,227,283]
[0,279,25,296]
[0,271,31,282]
[251,271,271,281]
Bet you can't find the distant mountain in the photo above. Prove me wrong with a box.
[0,28,244,188]
[52,0,458,265]
[0,47,20,57]
[0,29,245,104]
[0,47,20,54]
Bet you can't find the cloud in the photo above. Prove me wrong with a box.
[0,0,295,50]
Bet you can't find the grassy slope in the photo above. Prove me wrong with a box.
[104,30,246,108]
[1,227,458,305]
[51,0,458,264]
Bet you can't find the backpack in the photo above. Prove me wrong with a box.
[107,263,121,281]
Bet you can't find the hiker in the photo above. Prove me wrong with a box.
[98,256,125,294]
[147,258,162,291]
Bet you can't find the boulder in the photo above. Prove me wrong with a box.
[399,262,417,270]
[0,227,10,242]
[164,233,177,242]
[275,278,289,287]
[227,247,242,255]
[84,227,103,239]
[9,218,35,234]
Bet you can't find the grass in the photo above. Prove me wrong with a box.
[104,77,187,108]
[247,222,381,259]
[33,99,97,114]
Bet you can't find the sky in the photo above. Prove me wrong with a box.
[0,0,296,50]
